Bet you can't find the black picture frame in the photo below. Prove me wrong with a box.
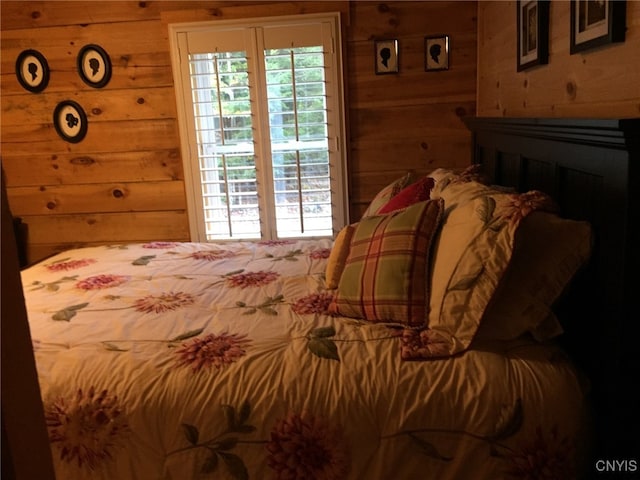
[15,49,50,93]
[374,39,399,75]
[570,0,626,54]
[53,100,88,143]
[425,35,450,72]
[517,0,550,72]
[77,44,112,88]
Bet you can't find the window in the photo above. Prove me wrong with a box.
[170,14,348,242]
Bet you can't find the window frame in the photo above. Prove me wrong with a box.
[168,13,349,242]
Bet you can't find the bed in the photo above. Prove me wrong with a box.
[20,117,638,479]
[463,117,639,465]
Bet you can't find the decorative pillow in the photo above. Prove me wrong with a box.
[428,165,490,201]
[425,196,516,354]
[329,199,444,326]
[361,172,413,218]
[325,224,356,289]
[476,211,592,341]
[430,170,493,207]
[409,180,558,359]
[378,176,435,214]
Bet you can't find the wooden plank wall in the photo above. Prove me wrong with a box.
[477,1,640,117]
[347,1,477,217]
[0,1,477,264]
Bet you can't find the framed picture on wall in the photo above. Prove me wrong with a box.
[374,39,399,74]
[570,0,626,54]
[516,0,550,72]
[15,49,50,93]
[53,100,88,143]
[424,35,449,71]
[77,44,112,88]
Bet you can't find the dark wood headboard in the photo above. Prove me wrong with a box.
[462,117,639,460]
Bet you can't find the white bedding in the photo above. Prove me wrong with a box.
[22,240,591,479]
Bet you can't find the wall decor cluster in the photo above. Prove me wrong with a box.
[15,43,111,143]
[425,35,450,71]
[15,49,50,93]
[516,0,550,72]
[570,0,626,54]
[516,0,626,71]
[374,36,451,75]
[374,39,399,75]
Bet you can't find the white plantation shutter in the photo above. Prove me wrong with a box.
[171,15,347,242]
[189,50,260,239]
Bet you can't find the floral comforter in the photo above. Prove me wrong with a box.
[23,240,590,479]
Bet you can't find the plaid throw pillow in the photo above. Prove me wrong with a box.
[329,199,444,326]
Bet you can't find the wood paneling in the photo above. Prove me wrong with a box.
[25,211,189,244]
[1,119,180,154]
[477,1,640,118]
[2,87,178,124]
[9,181,186,215]
[1,150,183,186]
[1,1,476,262]
[347,1,477,218]
[159,1,350,24]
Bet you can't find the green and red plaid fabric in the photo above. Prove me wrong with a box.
[330,199,443,326]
